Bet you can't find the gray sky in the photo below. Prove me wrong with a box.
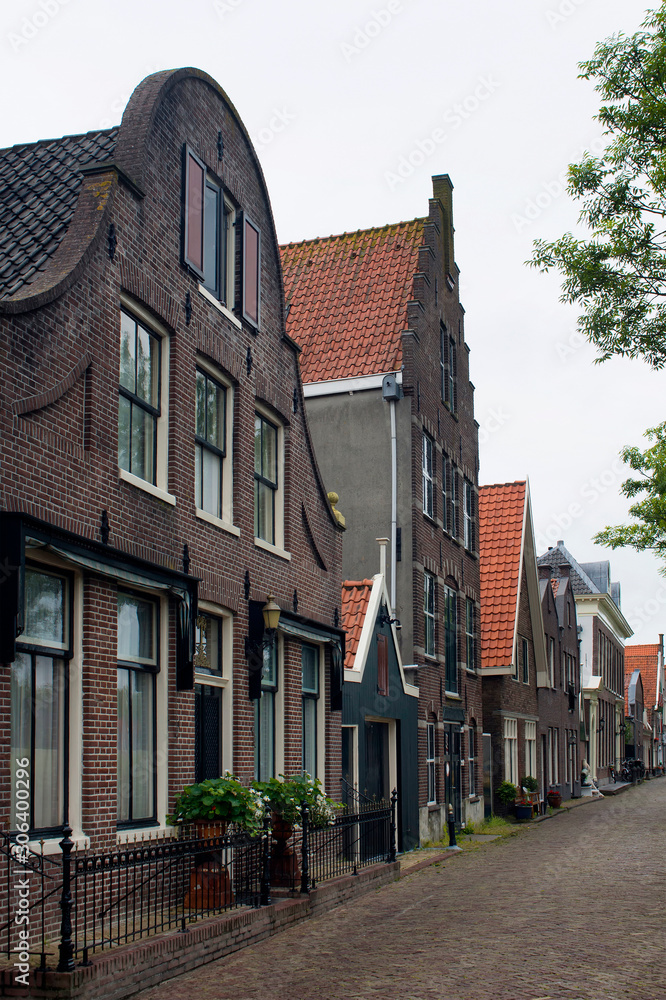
[2,0,663,642]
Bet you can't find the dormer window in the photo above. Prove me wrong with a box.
[183,146,236,310]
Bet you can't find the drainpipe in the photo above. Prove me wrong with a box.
[381,373,403,613]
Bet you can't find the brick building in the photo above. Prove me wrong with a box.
[536,542,631,787]
[280,176,483,837]
[479,482,548,811]
[537,563,582,802]
[625,640,664,772]
[0,68,345,851]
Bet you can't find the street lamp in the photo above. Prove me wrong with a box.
[245,595,281,663]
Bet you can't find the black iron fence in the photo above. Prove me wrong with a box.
[0,791,396,971]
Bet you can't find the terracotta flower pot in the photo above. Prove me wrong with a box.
[547,791,562,809]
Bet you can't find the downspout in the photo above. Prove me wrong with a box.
[390,397,397,611]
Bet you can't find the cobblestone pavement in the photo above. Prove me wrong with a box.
[138,781,666,1000]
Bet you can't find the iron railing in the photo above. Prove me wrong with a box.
[0,792,395,970]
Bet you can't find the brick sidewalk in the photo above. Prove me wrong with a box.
[137,781,666,1000]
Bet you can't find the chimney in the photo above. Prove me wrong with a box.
[377,537,389,580]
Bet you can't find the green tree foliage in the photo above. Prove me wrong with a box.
[531,7,666,367]
[594,422,666,562]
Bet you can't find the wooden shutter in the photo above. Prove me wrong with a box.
[242,215,261,326]
[246,600,265,699]
[377,633,388,696]
[183,146,205,277]
[0,513,24,664]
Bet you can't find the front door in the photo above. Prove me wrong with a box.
[364,721,389,802]
[443,725,462,825]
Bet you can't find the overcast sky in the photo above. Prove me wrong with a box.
[2,0,663,642]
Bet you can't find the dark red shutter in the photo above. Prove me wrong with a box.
[184,149,205,275]
[377,633,388,696]
[243,217,260,325]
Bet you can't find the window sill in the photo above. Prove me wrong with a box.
[465,667,477,675]
[196,508,240,537]
[197,284,242,329]
[468,795,480,803]
[444,691,461,700]
[254,537,291,561]
[427,803,440,812]
[119,468,176,506]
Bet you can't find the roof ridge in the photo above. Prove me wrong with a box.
[280,216,426,249]
[0,126,119,157]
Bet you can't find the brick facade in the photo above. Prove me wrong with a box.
[0,69,344,849]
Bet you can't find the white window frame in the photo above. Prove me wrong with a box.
[504,717,518,784]
[468,726,476,797]
[118,296,174,506]
[427,722,437,804]
[548,635,555,688]
[548,728,559,786]
[301,641,325,784]
[524,721,537,781]
[422,433,434,518]
[201,178,236,312]
[194,601,234,777]
[195,356,238,536]
[463,480,474,551]
[254,403,289,559]
[465,598,475,672]
[424,571,435,658]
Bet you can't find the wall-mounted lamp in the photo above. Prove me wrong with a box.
[567,734,577,746]
[596,717,605,733]
[245,595,281,660]
[378,612,402,630]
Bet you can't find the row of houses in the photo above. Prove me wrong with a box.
[0,68,662,863]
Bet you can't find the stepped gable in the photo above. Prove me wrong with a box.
[0,128,119,299]
[479,481,526,670]
[279,218,424,383]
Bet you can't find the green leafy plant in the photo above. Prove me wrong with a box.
[167,773,265,835]
[496,781,518,807]
[253,773,339,827]
[521,775,538,793]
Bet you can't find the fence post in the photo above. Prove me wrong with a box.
[57,825,75,972]
[388,788,397,863]
[260,814,272,906]
[300,803,310,894]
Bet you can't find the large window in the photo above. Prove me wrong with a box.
[254,644,277,781]
[11,567,69,833]
[117,592,158,826]
[548,728,559,785]
[254,411,279,545]
[427,722,436,804]
[301,644,320,777]
[524,721,537,780]
[503,717,518,784]
[119,310,161,485]
[194,612,225,782]
[444,335,457,413]
[422,433,434,518]
[463,480,475,552]
[195,367,227,519]
[444,585,458,693]
[424,572,435,657]
[183,146,236,309]
[465,598,476,671]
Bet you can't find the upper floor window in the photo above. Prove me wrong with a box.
[440,326,447,403]
[119,310,161,485]
[548,635,555,687]
[444,585,458,693]
[463,480,475,551]
[254,411,279,545]
[521,637,529,684]
[424,572,435,658]
[255,643,278,781]
[302,644,320,777]
[195,367,227,520]
[465,598,476,671]
[422,433,434,518]
[183,147,236,309]
[243,216,261,328]
[443,334,457,413]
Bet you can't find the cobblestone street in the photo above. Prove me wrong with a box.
[138,782,666,1000]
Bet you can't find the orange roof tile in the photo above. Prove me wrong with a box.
[280,219,424,383]
[625,644,661,709]
[479,482,527,670]
[341,580,374,670]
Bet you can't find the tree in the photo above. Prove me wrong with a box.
[530,7,666,368]
[593,422,666,563]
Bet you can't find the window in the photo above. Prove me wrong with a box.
[422,434,434,517]
[503,717,518,784]
[548,728,559,785]
[444,335,457,412]
[548,636,555,687]
[255,643,277,781]
[465,598,476,671]
[463,480,475,551]
[424,572,435,657]
[301,644,320,777]
[183,147,235,308]
[522,638,529,684]
[11,567,70,833]
[524,721,537,780]
[427,722,436,804]
[440,325,447,402]
[377,632,388,696]
[450,464,459,539]
[195,367,227,520]
[443,455,457,537]
[117,592,158,826]
[119,310,161,485]
[444,585,457,693]
[243,215,261,327]
[254,411,279,546]
[468,725,476,797]
[194,612,226,783]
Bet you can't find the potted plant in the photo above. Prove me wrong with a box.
[515,775,538,821]
[167,772,266,837]
[547,786,562,808]
[495,780,518,816]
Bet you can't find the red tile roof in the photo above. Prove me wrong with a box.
[280,219,424,383]
[479,482,527,670]
[625,644,662,709]
[341,580,374,670]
